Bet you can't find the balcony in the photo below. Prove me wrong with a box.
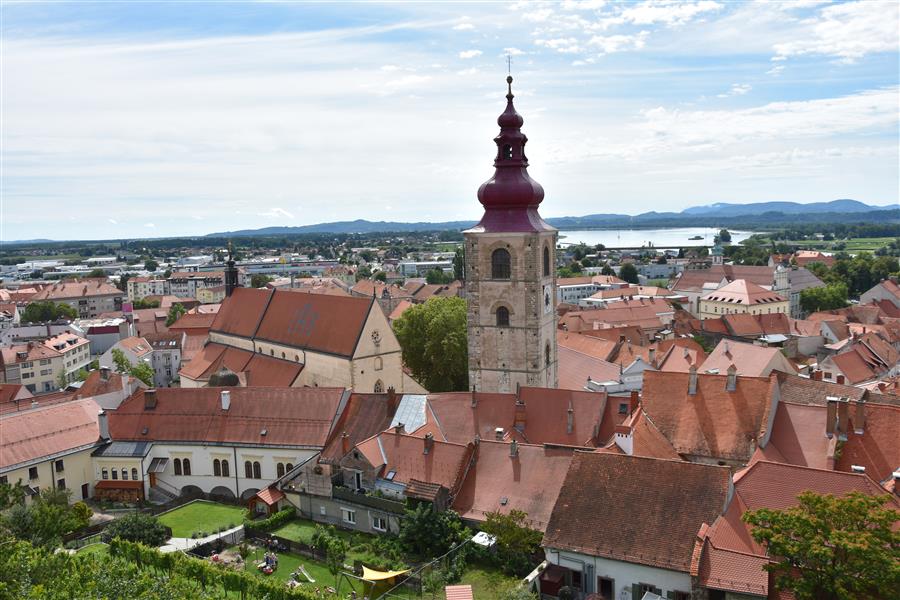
[332,485,405,513]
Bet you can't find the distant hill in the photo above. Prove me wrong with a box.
[680,199,879,217]
[207,200,895,236]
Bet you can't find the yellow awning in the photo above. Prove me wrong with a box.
[361,566,410,581]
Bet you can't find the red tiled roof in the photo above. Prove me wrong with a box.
[211,288,272,339]
[168,312,216,331]
[75,370,125,399]
[1,343,61,365]
[444,585,474,600]
[829,348,877,384]
[762,402,831,470]
[723,313,764,336]
[702,279,786,305]
[32,279,122,300]
[255,486,285,506]
[0,398,101,469]
[627,409,681,460]
[557,331,617,361]
[388,300,414,321]
[543,452,730,572]
[701,339,795,377]
[558,346,621,389]
[0,384,29,404]
[108,387,344,447]
[243,354,303,387]
[775,373,867,405]
[319,393,396,464]
[642,370,777,463]
[452,441,574,532]
[95,480,143,490]
[354,432,472,497]
[698,539,769,596]
[835,402,900,486]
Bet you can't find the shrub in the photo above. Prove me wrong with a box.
[243,507,295,532]
[101,512,169,547]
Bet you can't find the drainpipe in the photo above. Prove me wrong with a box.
[546,547,594,594]
[139,454,146,502]
[232,447,240,500]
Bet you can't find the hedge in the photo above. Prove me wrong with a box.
[242,507,296,532]
[108,538,316,600]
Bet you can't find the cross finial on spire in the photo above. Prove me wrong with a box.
[506,53,512,75]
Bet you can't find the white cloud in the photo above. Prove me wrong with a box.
[536,37,582,54]
[457,67,480,76]
[107,218,118,225]
[773,1,899,62]
[380,64,400,72]
[522,8,555,23]
[145,222,155,228]
[458,49,482,59]
[717,83,752,98]
[504,47,525,56]
[620,1,722,27]
[562,0,607,10]
[258,207,295,219]
[452,23,475,31]
[588,31,649,54]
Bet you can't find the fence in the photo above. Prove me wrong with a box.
[243,527,327,563]
[186,527,246,558]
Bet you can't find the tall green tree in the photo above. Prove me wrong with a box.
[250,273,273,288]
[165,303,186,326]
[799,283,849,313]
[20,301,77,323]
[144,259,159,272]
[618,263,639,284]
[600,263,615,276]
[453,246,465,281]
[399,504,467,558]
[1,488,89,549]
[481,510,543,576]
[393,297,467,392]
[743,491,899,600]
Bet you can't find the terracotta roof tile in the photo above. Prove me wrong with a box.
[211,288,272,339]
[453,441,574,532]
[642,371,777,463]
[835,402,900,486]
[108,387,344,447]
[701,279,786,305]
[32,279,122,300]
[319,393,396,464]
[558,346,621,389]
[775,373,866,405]
[557,331,617,361]
[388,300,414,321]
[0,398,101,469]
[543,452,730,572]
[702,339,796,377]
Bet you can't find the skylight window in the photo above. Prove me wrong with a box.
[385,470,396,481]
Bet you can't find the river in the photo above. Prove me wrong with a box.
[559,227,757,248]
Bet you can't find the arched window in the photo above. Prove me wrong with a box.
[244,461,253,479]
[221,460,229,477]
[496,306,510,327]
[374,356,383,371]
[182,459,191,476]
[491,248,511,280]
[131,468,138,481]
[374,380,384,393]
[173,459,182,476]
[286,463,293,472]
[121,468,128,480]
[111,469,118,480]
[101,469,108,480]
[543,246,551,277]
[545,343,551,368]
[277,463,285,478]
[213,459,221,477]
[253,461,261,479]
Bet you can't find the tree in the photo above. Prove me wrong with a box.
[619,263,639,284]
[399,504,467,558]
[165,303,186,326]
[422,568,448,600]
[144,259,158,272]
[311,525,349,578]
[129,361,155,387]
[426,269,453,285]
[600,263,615,276]
[481,510,543,576]
[111,348,131,374]
[20,301,77,323]
[86,268,107,278]
[132,298,160,309]
[799,283,849,313]
[503,587,539,600]
[718,228,732,243]
[374,271,387,282]
[453,247,465,281]
[1,488,88,549]
[743,491,899,600]
[250,274,273,289]
[118,272,134,292]
[356,265,373,281]
[101,513,170,546]
[393,297,467,392]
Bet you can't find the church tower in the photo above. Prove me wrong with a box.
[465,77,558,393]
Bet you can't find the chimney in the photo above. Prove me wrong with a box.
[220,389,231,411]
[688,365,698,396]
[837,397,850,440]
[495,427,504,441]
[144,389,157,410]
[514,397,526,432]
[394,422,405,436]
[509,439,519,458]
[386,386,398,414]
[825,396,838,438]
[648,347,656,366]
[853,399,866,434]
[836,375,845,385]
[566,406,574,435]
[423,432,434,455]
[630,390,639,413]
[614,424,633,455]
[726,364,737,392]
[98,409,109,440]
[341,431,350,454]
[100,366,110,382]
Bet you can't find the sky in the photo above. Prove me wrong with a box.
[2,0,898,241]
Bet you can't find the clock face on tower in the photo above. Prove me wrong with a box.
[371,330,381,347]
[543,285,552,314]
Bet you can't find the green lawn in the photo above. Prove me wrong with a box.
[76,542,109,557]
[272,518,377,564]
[460,565,523,600]
[754,236,897,253]
[237,545,370,595]
[157,500,245,538]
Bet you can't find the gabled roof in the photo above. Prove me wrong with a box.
[829,347,878,384]
[701,279,786,305]
[319,393,397,464]
[558,346,621,390]
[701,339,796,377]
[834,402,900,486]
[75,369,125,399]
[212,288,374,358]
[108,387,345,448]
[32,279,122,300]
[759,401,832,470]
[168,312,216,331]
[178,342,302,386]
[0,384,30,404]
[388,300,414,322]
[353,431,472,498]
[641,370,777,463]
[452,441,574,533]
[544,452,730,572]
[557,331,617,361]
[775,372,866,405]
[0,398,102,470]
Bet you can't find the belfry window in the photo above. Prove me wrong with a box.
[496,306,510,327]
[545,343,551,368]
[543,246,551,277]
[502,144,513,159]
[491,249,511,280]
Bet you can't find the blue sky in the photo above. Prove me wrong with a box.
[2,0,898,240]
